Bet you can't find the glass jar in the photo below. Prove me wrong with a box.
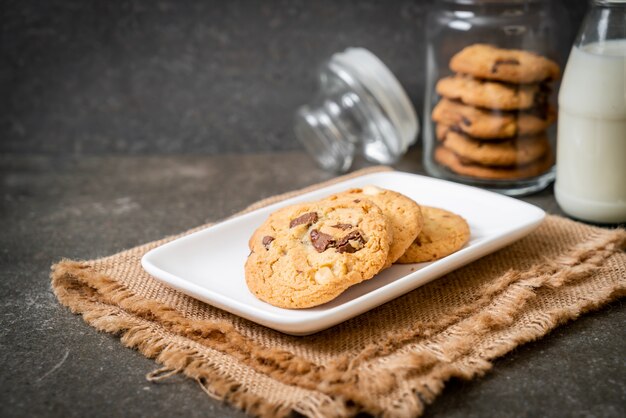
[555,0,626,224]
[295,48,418,173]
[423,0,569,196]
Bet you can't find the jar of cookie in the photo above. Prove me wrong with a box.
[423,0,570,196]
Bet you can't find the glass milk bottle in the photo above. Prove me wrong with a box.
[555,0,626,223]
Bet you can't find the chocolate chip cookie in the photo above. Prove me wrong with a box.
[439,126,550,167]
[396,206,470,264]
[327,186,423,267]
[450,44,560,84]
[436,75,546,110]
[245,197,391,309]
[432,98,555,139]
[434,146,554,180]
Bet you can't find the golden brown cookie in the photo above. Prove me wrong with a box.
[439,127,550,167]
[245,197,391,309]
[435,123,451,141]
[436,75,545,110]
[327,186,423,267]
[434,146,554,180]
[450,44,560,84]
[432,98,556,139]
[396,206,470,264]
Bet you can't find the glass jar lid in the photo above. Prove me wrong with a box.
[295,48,418,173]
[329,48,419,153]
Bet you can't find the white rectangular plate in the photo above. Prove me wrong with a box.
[142,171,545,335]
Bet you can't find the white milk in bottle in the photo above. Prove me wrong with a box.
[555,40,626,223]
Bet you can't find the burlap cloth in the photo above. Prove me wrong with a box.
[51,166,626,418]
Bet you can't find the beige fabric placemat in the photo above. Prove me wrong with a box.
[51,166,626,418]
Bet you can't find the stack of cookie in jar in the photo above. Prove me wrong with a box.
[433,44,560,180]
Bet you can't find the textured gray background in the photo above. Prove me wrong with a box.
[4,2,624,418]
[2,0,586,155]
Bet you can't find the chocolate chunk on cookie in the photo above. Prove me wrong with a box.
[262,235,275,250]
[335,231,365,254]
[289,212,318,228]
[432,98,556,139]
[310,229,335,252]
[396,206,470,264]
[436,75,544,110]
[450,44,560,83]
[326,186,423,267]
[245,197,391,309]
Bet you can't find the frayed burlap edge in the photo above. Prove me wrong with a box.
[50,166,626,417]
[51,230,626,417]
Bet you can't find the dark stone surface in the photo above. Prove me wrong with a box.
[1,0,587,155]
[1,1,620,417]
[1,152,625,418]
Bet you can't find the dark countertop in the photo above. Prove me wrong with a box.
[1,151,625,418]
[1,1,622,416]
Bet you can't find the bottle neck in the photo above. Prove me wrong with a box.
[577,0,626,48]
